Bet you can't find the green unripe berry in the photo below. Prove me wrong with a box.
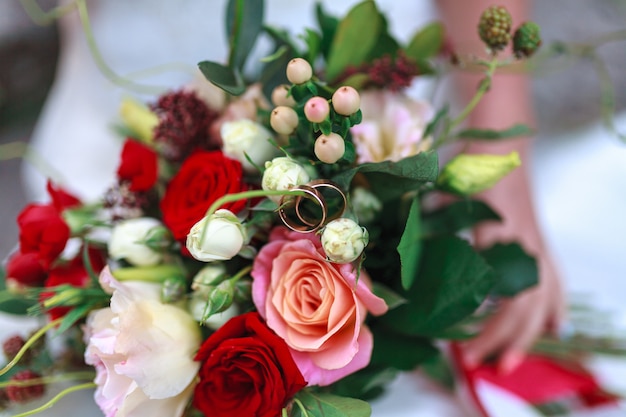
[513,22,542,58]
[478,5,512,52]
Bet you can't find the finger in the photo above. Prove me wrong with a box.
[462,308,522,368]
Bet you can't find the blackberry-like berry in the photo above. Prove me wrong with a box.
[5,370,45,403]
[2,335,30,364]
[513,22,542,58]
[478,6,513,52]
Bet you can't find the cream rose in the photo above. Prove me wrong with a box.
[84,267,201,417]
[251,227,388,386]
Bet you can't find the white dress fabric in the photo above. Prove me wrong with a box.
[9,0,626,416]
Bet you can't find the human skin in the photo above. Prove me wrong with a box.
[436,0,565,373]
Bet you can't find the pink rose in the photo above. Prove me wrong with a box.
[251,227,387,386]
[350,90,434,163]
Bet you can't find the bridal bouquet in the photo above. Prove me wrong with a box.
[1,2,543,416]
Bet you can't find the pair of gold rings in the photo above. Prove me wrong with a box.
[278,180,347,233]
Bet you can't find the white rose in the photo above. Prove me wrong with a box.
[221,119,279,173]
[261,157,310,203]
[186,209,246,262]
[108,217,166,266]
[84,267,201,417]
[321,218,369,264]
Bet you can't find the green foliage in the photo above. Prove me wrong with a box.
[0,267,36,315]
[405,21,444,73]
[329,366,398,400]
[198,61,246,95]
[480,243,539,297]
[370,325,439,370]
[325,1,383,82]
[421,199,501,237]
[292,390,371,417]
[397,197,422,290]
[456,124,534,140]
[226,0,265,70]
[315,3,340,59]
[382,236,495,336]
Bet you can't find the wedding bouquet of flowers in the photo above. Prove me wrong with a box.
[0,2,545,416]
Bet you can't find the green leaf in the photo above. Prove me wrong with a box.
[480,243,539,297]
[329,366,398,400]
[302,28,322,64]
[371,282,406,310]
[406,22,445,61]
[331,151,438,202]
[370,325,438,370]
[423,105,449,139]
[382,236,495,336]
[325,1,383,82]
[397,197,422,290]
[421,199,501,237]
[226,0,264,70]
[198,60,246,96]
[456,124,534,140]
[293,390,371,417]
[316,3,340,59]
[0,267,36,315]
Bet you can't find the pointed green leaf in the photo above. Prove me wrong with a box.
[198,60,246,96]
[226,0,264,70]
[0,267,36,315]
[316,3,340,59]
[406,22,444,61]
[480,243,538,297]
[397,197,422,290]
[325,1,383,82]
[456,124,534,140]
[421,199,501,237]
[294,390,371,417]
[370,325,439,370]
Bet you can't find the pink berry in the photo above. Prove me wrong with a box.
[270,106,299,135]
[314,133,345,164]
[271,84,296,107]
[332,86,361,116]
[286,58,313,85]
[304,97,330,123]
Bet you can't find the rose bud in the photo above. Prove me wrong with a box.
[261,157,311,203]
[270,106,299,135]
[332,86,361,116]
[304,96,330,123]
[221,119,279,173]
[321,218,369,264]
[271,84,296,107]
[186,209,247,262]
[191,264,228,295]
[5,251,47,288]
[437,151,521,195]
[286,57,313,84]
[314,132,345,164]
[108,218,168,267]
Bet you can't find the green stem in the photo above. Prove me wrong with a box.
[19,0,78,26]
[231,265,253,283]
[0,371,95,389]
[11,382,97,417]
[450,58,499,129]
[204,189,306,220]
[0,318,63,377]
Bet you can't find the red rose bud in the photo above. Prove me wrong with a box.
[193,312,306,417]
[116,139,159,192]
[6,370,45,403]
[17,204,70,268]
[6,251,48,287]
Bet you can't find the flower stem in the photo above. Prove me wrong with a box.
[11,382,97,417]
[204,189,306,220]
[19,0,77,26]
[0,318,63,377]
[0,371,96,389]
[449,58,499,130]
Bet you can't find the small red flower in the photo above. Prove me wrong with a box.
[194,312,306,417]
[46,180,81,211]
[17,204,70,269]
[116,139,159,192]
[5,251,48,287]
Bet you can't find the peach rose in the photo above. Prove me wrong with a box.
[251,227,387,386]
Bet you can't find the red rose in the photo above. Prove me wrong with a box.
[46,181,81,211]
[193,312,306,417]
[6,251,47,287]
[116,139,158,192]
[17,204,70,268]
[160,151,247,241]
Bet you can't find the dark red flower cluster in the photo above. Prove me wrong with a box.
[342,51,419,91]
[151,90,220,162]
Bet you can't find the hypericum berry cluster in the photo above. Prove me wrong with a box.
[269,58,363,165]
[478,6,542,58]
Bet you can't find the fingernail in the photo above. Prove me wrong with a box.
[462,348,479,369]
[499,350,524,375]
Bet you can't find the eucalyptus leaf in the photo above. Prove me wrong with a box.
[406,22,444,61]
[382,236,495,336]
[481,243,539,297]
[456,124,534,140]
[421,199,501,237]
[397,197,422,290]
[331,151,438,202]
[226,0,264,70]
[325,1,383,82]
[198,61,246,96]
[293,390,371,417]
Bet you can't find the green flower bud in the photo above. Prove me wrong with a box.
[437,151,522,195]
[119,97,159,143]
[478,6,512,52]
[513,22,542,58]
[161,277,187,303]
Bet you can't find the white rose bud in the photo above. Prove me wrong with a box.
[321,218,369,264]
[261,157,310,203]
[191,264,228,295]
[186,209,246,262]
[108,218,165,266]
[221,119,279,173]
